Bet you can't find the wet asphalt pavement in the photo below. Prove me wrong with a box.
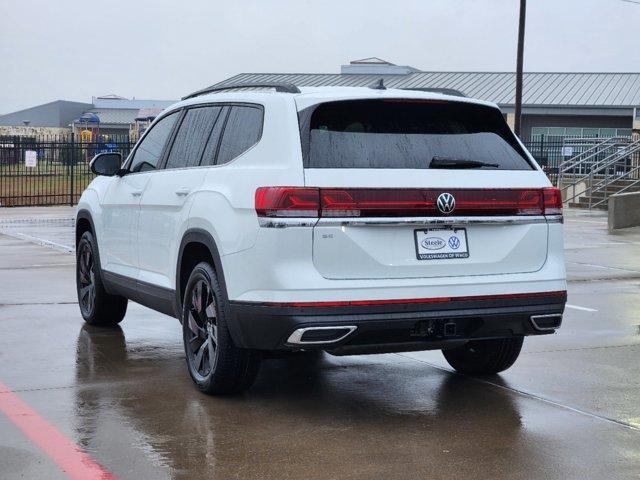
[0,207,638,479]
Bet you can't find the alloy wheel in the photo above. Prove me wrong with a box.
[78,242,96,315]
[185,278,219,381]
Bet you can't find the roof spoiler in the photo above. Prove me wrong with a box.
[182,82,301,100]
[401,87,467,97]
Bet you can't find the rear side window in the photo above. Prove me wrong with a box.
[216,106,263,165]
[165,106,223,169]
[303,100,533,170]
[200,107,229,166]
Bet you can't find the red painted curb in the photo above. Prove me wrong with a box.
[0,381,116,480]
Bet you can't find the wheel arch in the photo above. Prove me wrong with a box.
[76,209,114,296]
[76,210,101,269]
[76,209,96,248]
[176,229,235,332]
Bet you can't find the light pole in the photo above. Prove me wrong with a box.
[514,0,526,137]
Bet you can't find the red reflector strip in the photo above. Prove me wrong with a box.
[249,291,567,308]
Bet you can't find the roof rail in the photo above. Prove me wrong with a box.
[182,82,301,100]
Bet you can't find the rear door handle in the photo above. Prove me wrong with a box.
[175,187,190,196]
[131,190,143,197]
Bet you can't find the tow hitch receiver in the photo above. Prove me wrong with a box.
[410,319,457,338]
[410,319,437,337]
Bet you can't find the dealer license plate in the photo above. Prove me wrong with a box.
[414,228,469,260]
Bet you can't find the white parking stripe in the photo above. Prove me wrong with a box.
[394,353,638,431]
[2,232,74,253]
[566,304,598,312]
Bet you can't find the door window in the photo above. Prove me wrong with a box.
[216,106,263,165]
[165,106,223,169]
[129,112,179,173]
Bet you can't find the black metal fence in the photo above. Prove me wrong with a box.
[522,133,637,186]
[521,135,583,186]
[0,134,134,207]
[0,133,628,207]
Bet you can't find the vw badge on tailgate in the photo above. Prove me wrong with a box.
[436,192,456,214]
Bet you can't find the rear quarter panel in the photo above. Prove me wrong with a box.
[185,95,305,285]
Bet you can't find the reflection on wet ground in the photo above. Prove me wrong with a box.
[65,322,638,480]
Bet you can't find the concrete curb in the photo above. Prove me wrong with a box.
[608,192,640,231]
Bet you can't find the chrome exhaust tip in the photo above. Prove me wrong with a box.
[287,326,357,345]
[530,314,563,331]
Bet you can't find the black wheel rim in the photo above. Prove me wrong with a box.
[184,278,218,381]
[78,242,96,315]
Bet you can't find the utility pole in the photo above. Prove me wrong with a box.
[514,0,526,137]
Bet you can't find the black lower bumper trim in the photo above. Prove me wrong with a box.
[228,292,566,352]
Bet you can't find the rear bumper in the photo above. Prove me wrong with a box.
[228,291,567,353]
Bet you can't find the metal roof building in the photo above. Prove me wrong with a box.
[0,100,92,128]
[214,58,640,139]
[77,96,175,134]
[0,96,175,137]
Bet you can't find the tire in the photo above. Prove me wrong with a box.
[76,231,127,326]
[442,337,524,375]
[182,261,261,395]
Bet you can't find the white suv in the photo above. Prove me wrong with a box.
[76,83,566,395]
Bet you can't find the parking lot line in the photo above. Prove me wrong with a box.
[0,380,116,480]
[567,260,640,273]
[1,231,74,252]
[566,304,598,312]
[394,354,639,431]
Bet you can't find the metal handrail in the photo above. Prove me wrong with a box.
[562,138,640,205]
[590,164,640,208]
[556,137,629,188]
[562,149,625,202]
[557,136,628,178]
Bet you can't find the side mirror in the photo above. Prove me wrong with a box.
[90,152,122,176]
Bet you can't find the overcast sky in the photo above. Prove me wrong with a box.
[1,0,639,112]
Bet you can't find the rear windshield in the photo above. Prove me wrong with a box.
[301,99,533,170]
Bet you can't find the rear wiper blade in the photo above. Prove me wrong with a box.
[429,156,499,169]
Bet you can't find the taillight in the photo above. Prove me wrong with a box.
[542,187,563,216]
[320,188,545,217]
[449,189,544,216]
[321,189,434,217]
[255,187,563,218]
[255,187,319,217]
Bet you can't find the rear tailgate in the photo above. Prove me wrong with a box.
[307,171,550,279]
[299,98,556,281]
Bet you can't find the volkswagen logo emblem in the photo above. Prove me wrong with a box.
[436,192,456,214]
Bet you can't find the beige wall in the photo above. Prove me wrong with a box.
[0,126,71,137]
